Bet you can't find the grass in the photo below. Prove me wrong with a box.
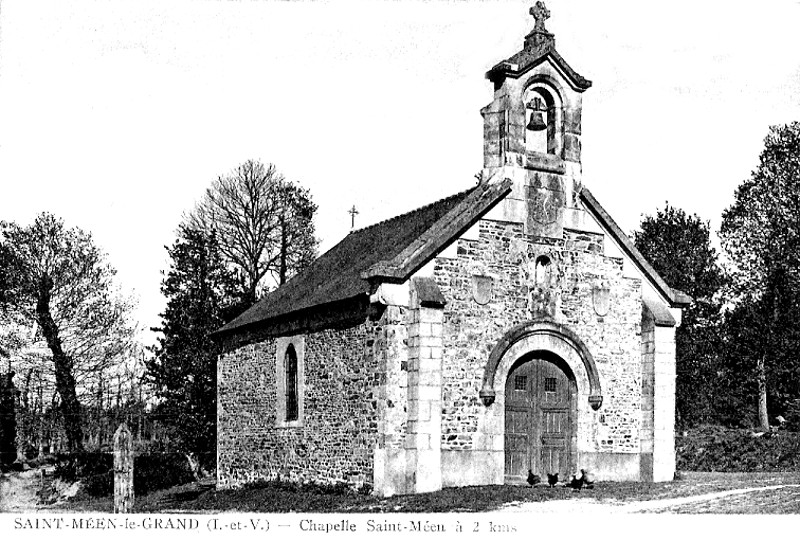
[42,426,800,513]
[49,471,800,513]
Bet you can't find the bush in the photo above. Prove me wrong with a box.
[53,452,114,496]
[53,452,112,480]
[52,450,195,498]
[784,399,800,431]
[134,452,195,495]
[53,455,77,482]
[27,453,58,468]
[83,470,113,497]
[677,425,800,472]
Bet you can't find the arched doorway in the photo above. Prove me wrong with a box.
[504,352,577,482]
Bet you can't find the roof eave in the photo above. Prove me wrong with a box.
[580,187,691,309]
[211,293,370,341]
[644,297,677,328]
[486,49,592,92]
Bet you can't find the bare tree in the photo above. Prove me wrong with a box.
[185,159,318,303]
[273,180,317,286]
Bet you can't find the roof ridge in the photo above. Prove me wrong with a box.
[349,184,479,236]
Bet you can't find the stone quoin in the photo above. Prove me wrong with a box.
[214,2,690,496]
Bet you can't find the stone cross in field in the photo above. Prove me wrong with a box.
[113,423,134,513]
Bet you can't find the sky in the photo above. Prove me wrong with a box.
[1,0,799,346]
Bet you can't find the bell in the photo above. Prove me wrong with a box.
[527,110,547,131]
[526,97,548,131]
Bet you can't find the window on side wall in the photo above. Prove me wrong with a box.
[285,344,298,422]
[276,336,304,427]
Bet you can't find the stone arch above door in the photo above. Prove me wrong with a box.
[479,321,603,410]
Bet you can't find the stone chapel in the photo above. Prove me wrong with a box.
[215,3,690,497]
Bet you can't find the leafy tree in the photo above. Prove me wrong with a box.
[147,226,245,468]
[634,204,725,427]
[0,213,136,451]
[716,284,800,429]
[720,122,800,431]
[185,159,318,303]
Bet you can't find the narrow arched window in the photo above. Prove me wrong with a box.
[285,345,298,422]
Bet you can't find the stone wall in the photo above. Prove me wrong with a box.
[218,339,276,488]
[433,218,643,458]
[217,319,386,490]
[375,306,409,453]
[652,324,677,481]
[373,305,410,496]
[640,308,656,480]
[218,211,667,491]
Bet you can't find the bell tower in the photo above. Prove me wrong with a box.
[482,2,591,238]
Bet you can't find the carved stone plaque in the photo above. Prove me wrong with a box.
[471,275,493,305]
[592,281,611,317]
[528,186,559,225]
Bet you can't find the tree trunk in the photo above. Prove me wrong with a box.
[279,215,288,285]
[19,369,32,460]
[0,372,17,466]
[37,370,44,457]
[246,270,258,304]
[137,382,143,443]
[757,292,780,432]
[35,275,83,452]
[757,350,769,431]
[97,375,104,448]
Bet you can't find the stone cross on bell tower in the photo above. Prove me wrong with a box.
[531,1,549,31]
[526,1,555,49]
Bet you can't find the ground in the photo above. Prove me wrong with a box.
[2,468,800,513]
[0,469,41,512]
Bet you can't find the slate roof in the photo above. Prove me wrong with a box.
[216,180,513,336]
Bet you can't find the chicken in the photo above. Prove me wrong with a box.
[568,474,583,491]
[527,469,541,486]
[579,468,595,489]
[547,472,559,488]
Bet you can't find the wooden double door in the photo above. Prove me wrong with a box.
[504,355,576,482]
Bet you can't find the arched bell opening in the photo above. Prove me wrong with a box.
[524,85,560,156]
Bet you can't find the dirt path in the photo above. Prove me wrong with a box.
[0,469,43,512]
[498,484,800,513]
